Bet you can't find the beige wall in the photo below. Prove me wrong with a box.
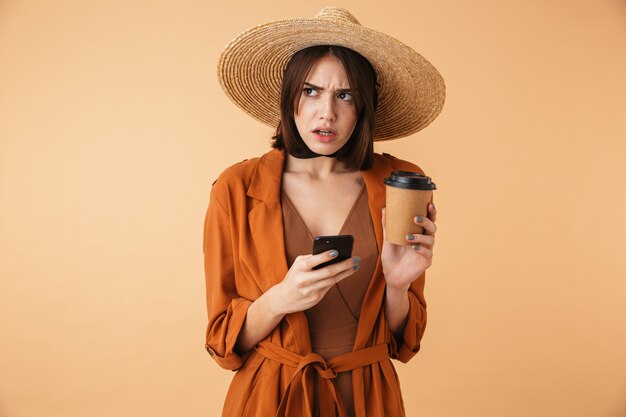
[1,1,625,416]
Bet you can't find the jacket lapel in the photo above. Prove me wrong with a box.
[247,148,312,351]
[246,149,289,293]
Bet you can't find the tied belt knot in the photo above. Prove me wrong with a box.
[297,352,337,379]
[255,340,390,417]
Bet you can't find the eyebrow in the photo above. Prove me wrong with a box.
[303,82,351,93]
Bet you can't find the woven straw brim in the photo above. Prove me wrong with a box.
[218,13,446,141]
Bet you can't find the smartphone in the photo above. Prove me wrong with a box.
[311,234,354,270]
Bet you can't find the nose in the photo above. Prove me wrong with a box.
[319,94,336,122]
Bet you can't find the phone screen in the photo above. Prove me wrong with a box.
[312,234,354,270]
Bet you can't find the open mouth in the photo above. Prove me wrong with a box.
[314,130,335,136]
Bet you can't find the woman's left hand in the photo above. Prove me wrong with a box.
[381,203,437,291]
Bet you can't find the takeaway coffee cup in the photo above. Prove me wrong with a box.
[384,171,437,245]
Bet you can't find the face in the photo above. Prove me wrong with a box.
[294,54,357,156]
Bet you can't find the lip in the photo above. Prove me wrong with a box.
[312,126,337,143]
[312,126,337,135]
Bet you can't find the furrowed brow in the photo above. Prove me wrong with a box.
[303,82,323,90]
[303,82,351,93]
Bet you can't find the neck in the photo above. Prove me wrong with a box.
[284,154,352,179]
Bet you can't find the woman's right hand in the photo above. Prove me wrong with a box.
[268,250,360,315]
[234,250,359,354]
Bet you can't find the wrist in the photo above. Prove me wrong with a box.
[385,282,410,296]
[262,284,287,318]
[385,285,410,310]
[384,284,410,339]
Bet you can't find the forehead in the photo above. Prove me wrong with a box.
[305,55,350,85]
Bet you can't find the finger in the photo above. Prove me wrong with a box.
[428,202,437,222]
[414,214,437,236]
[311,255,360,280]
[412,244,434,259]
[305,249,342,270]
[405,233,435,248]
[311,262,358,291]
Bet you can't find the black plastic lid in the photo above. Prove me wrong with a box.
[384,170,437,190]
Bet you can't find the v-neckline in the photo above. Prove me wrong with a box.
[281,182,366,240]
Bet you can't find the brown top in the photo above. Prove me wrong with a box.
[282,183,379,417]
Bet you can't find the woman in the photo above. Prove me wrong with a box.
[204,7,445,417]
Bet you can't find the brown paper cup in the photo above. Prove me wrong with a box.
[385,186,432,246]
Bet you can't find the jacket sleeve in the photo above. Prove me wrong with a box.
[203,184,253,371]
[389,273,428,363]
[383,153,430,363]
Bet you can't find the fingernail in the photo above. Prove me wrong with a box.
[415,216,424,223]
[412,244,421,251]
[406,234,415,241]
[353,264,360,271]
[352,256,361,264]
[329,250,338,257]
[431,203,436,210]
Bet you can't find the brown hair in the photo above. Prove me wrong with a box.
[271,45,378,171]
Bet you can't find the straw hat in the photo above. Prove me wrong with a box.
[217,7,445,141]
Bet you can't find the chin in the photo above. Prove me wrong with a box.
[306,140,347,155]
[311,147,341,157]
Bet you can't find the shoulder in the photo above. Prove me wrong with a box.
[372,152,426,175]
[212,156,261,187]
[209,155,262,205]
[209,148,284,205]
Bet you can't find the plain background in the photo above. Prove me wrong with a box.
[1,1,626,416]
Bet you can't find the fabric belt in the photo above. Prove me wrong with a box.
[255,340,390,417]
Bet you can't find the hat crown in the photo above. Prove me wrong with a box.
[314,7,361,26]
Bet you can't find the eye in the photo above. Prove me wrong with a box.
[303,87,318,97]
[338,92,353,101]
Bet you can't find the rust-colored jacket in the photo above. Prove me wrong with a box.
[204,149,428,417]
